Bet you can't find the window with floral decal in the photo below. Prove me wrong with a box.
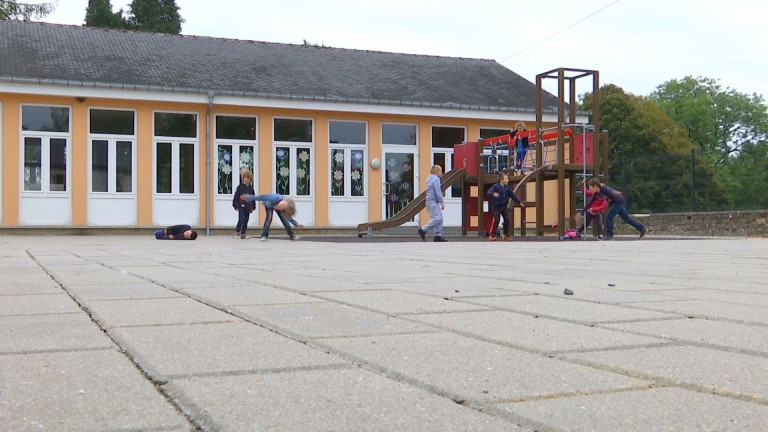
[215,116,257,195]
[274,118,313,197]
[329,120,366,198]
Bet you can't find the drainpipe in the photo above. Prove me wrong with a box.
[205,91,215,236]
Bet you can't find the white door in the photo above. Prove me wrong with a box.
[382,148,418,224]
[20,135,72,225]
[329,147,367,226]
[88,138,136,225]
[214,143,257,227]
[274,145,315,226]
[432,149,462,226]
[153,140,199,226]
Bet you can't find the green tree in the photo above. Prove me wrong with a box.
[581,84,729,212]
[127,0,183,34]
[650,76,768,165]
[0,0,54,20]
[84,0,126,29]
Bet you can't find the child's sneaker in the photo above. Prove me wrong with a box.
[259,236,268,242]
[597,234,605,240]
[233,233,240,239]
[501,235,511,241]
[488,235,497,242]
[240,234,249,239]
[639,227,648,239]
[290,235,300,241]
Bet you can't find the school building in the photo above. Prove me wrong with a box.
[0,20,582,232]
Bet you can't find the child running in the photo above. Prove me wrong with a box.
[576,179,608,239]
[586,178,648,240]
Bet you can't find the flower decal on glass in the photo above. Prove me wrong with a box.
[276,147,290,195]
[218,145,233,194]
[296,147,311,196]
[351,150,364,197]
[331,149,345,196]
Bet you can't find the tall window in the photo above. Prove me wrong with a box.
[89,109,135,194]
[274,118,313,196]
[21,105,70,193]
[432,126,465,198]
[216,115,257,195]
[330,120,366,198]
[154,112,197,195]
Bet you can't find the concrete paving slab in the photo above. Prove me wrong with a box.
[182,284,323,307]
[320,332,649,404]
[115,265,247,289]
[85,297,242,328]
[639,288,768,307]
[0,313,114,353]
[165,367,525,432]
[0,350,190,432]
[629,299,768,324]
[65,282,185,301]
[44,264,148,286]
[603,318,768,355]
[0,293,81,316]
[409,310,665,354]
[0,276,61,295]
[233,302,436,339]
[466,294,681,323]
[378,276,532,297]
[110,322,349,380]
[314,289,494,315]
[564,345,768,400]
[501,387,768,432]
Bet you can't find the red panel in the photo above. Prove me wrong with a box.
[454,141,479,176]
[573,132,594,165]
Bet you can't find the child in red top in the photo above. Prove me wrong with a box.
[576,180,608,239]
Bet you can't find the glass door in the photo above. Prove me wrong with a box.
[382,150,417,222]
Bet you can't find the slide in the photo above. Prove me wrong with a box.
[357,168,466,237]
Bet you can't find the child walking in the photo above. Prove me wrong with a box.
[232,170,255,239]
[418,165,447,242]
[486,173,525,241]
[240,193,303,241]
[586,178,648,240]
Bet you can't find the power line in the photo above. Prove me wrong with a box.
[498,0,622,64]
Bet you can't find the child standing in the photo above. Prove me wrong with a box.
[576,179,608,239]
[232,170,255,239]
[586,178,648,240]
[510,122,530,173]
[486,173,525,241]
[240,193,303,241]
[418,165,447,242]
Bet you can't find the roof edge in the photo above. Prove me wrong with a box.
[0,76,575,114]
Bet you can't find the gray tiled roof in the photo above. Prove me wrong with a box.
[0,20,560,111]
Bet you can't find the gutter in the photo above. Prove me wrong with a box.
[205,90,215,236]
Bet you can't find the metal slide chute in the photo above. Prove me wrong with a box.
[357,168,466,237]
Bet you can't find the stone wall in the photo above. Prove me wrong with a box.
[613,210,768,237]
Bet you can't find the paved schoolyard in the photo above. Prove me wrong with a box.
[1,234,767,432]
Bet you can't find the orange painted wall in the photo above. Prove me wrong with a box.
[2,90,572,228]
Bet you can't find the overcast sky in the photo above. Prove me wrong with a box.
[42,0,767,101]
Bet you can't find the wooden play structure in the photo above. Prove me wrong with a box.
[357,67,608,239]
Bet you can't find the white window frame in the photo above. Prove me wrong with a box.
[19,104,72,196]
[273,117,314,198]
[87,107,137,197]
[214,113,259,197]
[152,110,199,197]
[431,124,466,199]
[329,120,367,200]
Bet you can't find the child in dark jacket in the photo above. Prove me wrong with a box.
[486,173,525,241]
[576,179,608,239]
[587,178,648,240]
[232,170,256,239]
[154,224,197,240]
